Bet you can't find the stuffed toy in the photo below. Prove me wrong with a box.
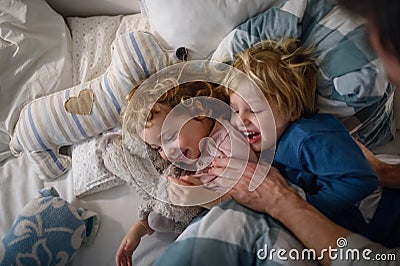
[100,130,203,234]
[9,31,186,180]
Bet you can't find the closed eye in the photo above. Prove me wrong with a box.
[253,109,266,114]
[231,108,239,114]
[163,132,177,142]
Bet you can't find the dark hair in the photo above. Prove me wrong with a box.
[337,0,400,60]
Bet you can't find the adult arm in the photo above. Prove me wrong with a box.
[213,159,400,265]
[211,158,350,265]
[355,139,400,188]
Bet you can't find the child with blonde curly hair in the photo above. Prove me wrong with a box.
[116,79,257,265]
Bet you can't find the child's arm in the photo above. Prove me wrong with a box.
[115,220,154,266]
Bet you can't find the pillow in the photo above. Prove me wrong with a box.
[116,13,150,38]
[140,0,283,59]
[0,0,72,164]
[67,14,150,85]
[67,15,123,85]
[0,187,99,265]
[9,31,184,180]
[68,14,150,197]
[71,131,125,198]
[211,0,394,149]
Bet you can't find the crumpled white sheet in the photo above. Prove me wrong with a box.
[0,0,72,164]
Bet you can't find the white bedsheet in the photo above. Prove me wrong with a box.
[45,170,176,265]
[0,0,72,164]
[0,154,43,238]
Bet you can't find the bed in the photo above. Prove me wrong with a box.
[1,0,399,265]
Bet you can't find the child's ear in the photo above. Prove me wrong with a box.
[152,103,163,112]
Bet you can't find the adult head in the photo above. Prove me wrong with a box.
[337,0,400,86]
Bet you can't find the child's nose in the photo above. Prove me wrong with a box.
[235,113,250,126]
[240,115,251,126]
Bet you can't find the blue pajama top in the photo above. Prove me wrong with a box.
[273,114,380,232]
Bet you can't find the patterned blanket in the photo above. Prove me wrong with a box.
[154,200,318,266]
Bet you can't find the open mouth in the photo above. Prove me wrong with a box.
[177,149,190,161]
[243,131,261,144]
[183,149,189,159]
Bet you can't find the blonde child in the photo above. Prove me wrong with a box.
[210,38,400,249]
[116,79,257,265]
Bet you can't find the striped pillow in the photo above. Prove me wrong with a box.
[10,31,181,180]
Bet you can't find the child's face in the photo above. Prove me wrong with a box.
[138,103,213,165]
[230,88,289,153]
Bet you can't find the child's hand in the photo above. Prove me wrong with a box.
[115,235,139,266]
[209,157,270,191]
[115,221,148,266]
[168,175,220,206]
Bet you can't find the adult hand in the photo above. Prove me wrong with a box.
[210,157,299,217]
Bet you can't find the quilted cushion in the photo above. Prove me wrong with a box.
[0,187,99,265]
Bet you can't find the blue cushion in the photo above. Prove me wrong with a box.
[0,187,99,265]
